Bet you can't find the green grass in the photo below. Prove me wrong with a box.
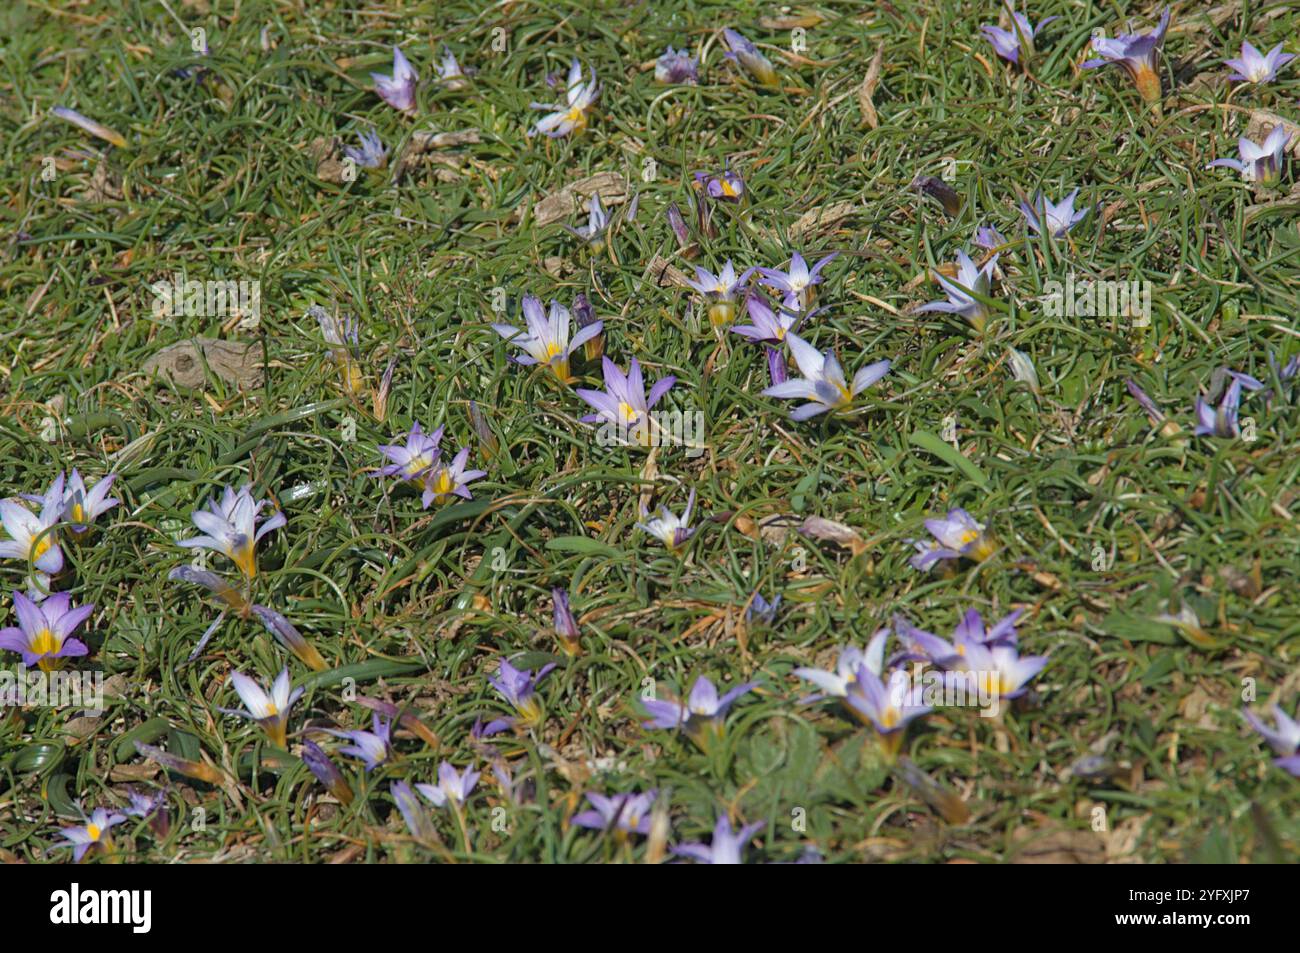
[1,0,1299,863]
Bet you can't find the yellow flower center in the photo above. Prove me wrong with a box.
[32,535,53,560]
[31,629,59,657]
[720,180,739,197]
[231,540,257,579]
[880,706,900,729]
[87,824,101,841]
[617,401,638,424]
[432,469,455,497]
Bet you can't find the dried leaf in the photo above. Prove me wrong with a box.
[857,44,885,129]
[143,338,264,389]
[799,516,867,555]
[526,172,628,228]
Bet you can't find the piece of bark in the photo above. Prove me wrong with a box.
[525,172,628,227]
[143,338,264,389]
[641,254,694,290]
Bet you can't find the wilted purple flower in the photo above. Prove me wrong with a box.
[59,807,126,862]
[687,261,755,327]
[974,224,1007,251]
[793,630,888,701]
[0,473,65,582]
[1207,126,1291,187]
[485,657,556,731]
[250,604,328,672]
[311,304,364,397]
[301,739,354,805]
[371,46,419,113]
[637,488,696,555]
[1019,189,1088,237]
[673,815,765,864]
[575,357,676,448]
[61,469,118,537]
[1194,371,1264,438]
[324,715,393,772]
[761,332,891,421]
[757,251,838,310]
[177,484,285,580]
[1126,378,1167,428]
[391,780,436,842]
[0,591,91,671]
[419,447,486,508]
[572,790,657,839]
[529,58,599,137]
[223,667,303,748]
[50,106,127,148]
[1224,40,1294,85]
[917,250,999,332]
[909,508,996,571]
[666,202,693,254]
[553,588,581,655]
[493,295,602,384]
[722,28,779,88]
[656,46,699,84]
[417,761,480,808]
[982,8,1057,64]
[1244,703,1300,776]
[344,129,387,169]
[1081,7,1171,103]
[641,675,758,748]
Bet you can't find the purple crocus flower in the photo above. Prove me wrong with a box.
[1224,41,1294,85]
[844,666,932,743]
[1207,125,1291,187]
[694,166,746,203]
[419,447,486,508]
[909,508,996,571]
[641,675,758,748]
[61,469,118,537]
[1019,189,1088,237]
[59,807,126,862]
[746,592,781,625]
[301,739,354,805]
[572,292,603,361]
[674,815,765,864]
[176,484,286,580]
[553,588,581,656]
[666,202,695,255]
[757,252,838,310]
[485,657,557,731]
[375,422,443,485]
[575,357,677,448]
[957,640,1049,702]
[572,790,657,839]
[0,591,92,671]
[344,128,388,169]
[564,193,610,247]
[417,761,480,808]
[894,609,1021,668]
[371,46,419,113]
[793,630,888,701]
[731,295,798,344]
[124,789,170,839]
[324,714,393,772]
[982,8,1057,64]
[222,667,303,748]
[974,224,1008,251]
[0,473,66,582]
[761,332,891,421]
[917,250,999,332]
[722,28,779,88]
[1194,371,1265,438]
[687,261,754,327]
[493,295,602,384]
[437,46,469,90]
[529,58,599,137]
[1244,703,1300,776]
[656,46,699,84]
[1081,7,1171,103]
[637,489,696,555]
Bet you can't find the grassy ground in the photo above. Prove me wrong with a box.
[2,0,1299,863]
